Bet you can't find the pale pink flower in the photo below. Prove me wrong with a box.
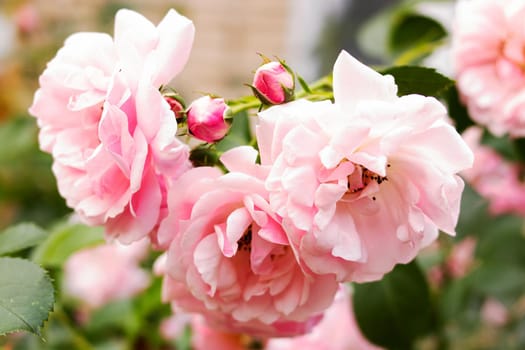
[29,9,194,243]
[187,96,230,142]
[158,146,339,337]
[63,239,150,308]
[252,61,295,105]
[481,298,509,327]
[265,286,383,350]
[159,313,192,341]
[453,0,525,137]
[256,50,473,282]
[462,127,525,216]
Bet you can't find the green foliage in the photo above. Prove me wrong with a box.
[0,117,68,227]
[353,261,436,349]
[382,65,454,98]
[0,223,48,256]
[216,111,253,152]
[0,257,54,336]
[389,12,446,57]
[31,221,104,267]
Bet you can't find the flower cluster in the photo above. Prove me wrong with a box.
[453,0,525,137]
[30,8,473,339]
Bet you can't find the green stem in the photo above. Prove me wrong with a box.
[227,75,334,116]
[53,306,94,350]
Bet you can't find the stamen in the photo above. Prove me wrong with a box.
[237,227,252,252]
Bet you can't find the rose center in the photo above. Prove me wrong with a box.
[347,164,389,198]
[237,227,252,253]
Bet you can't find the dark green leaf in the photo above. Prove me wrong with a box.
[0,257,54,336]
[31,221,104,267]
[216,111,253,152]
[442,86,474,134]
[513,137,525,162]
[381,66,454,98]
[389,13,447,56]
[353,261,436,349]
[0,223,48,256]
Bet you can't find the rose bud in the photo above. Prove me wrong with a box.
[187,96,230,142]
[165,95,185,120]
[251,61,294,105]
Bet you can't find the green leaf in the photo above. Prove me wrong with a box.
[31,221,104,267]
[470,263,525,302]
[215,111,253,153]
[0,257,54,336]
[381,66,454,98]
[0,223,48,256]
[389,13,447,56]
[353,261,436,349]
[442,86,474,134]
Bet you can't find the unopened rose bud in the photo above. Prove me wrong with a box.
[251,61,294,105]
[187,96,229,142]
[165,96,185,120]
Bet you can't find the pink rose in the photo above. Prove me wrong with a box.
[453,0,525,137]
[63,239,150,308]
[265,286,383,350]
[256,50,473,282]
[191,315,264,350]
[461,127,525,216]
[187,96,230,142]
[157,146,339,337]
[29,9,194,243]
[252,61,295,105]
[481,298,509,327]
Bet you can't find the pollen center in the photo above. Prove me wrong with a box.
[347,164,389,196]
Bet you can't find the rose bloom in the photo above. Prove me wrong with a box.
[265,286,383,350]
[462,127,525,216]
[29,9,194,243]
[186,286,382,350]
[453,0,525,137]
[157,146,339,337]
[256,50,473,283]
[63,239,150,308]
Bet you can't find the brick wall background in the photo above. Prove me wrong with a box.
[30,0,291,101]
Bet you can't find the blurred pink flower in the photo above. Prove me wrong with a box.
[256,50,473,283]
[63,239,150,308]
[160,313,192,341]
[462,127,525,216]
[481,298,509,327]
[187,96,230,142]
[453,0,525,137]
[252,61,294,105]
[265,286,383,350]
[446,236,476,279]
[14,3,39,34]
[158,146,339,337]
[29,9,194,243]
